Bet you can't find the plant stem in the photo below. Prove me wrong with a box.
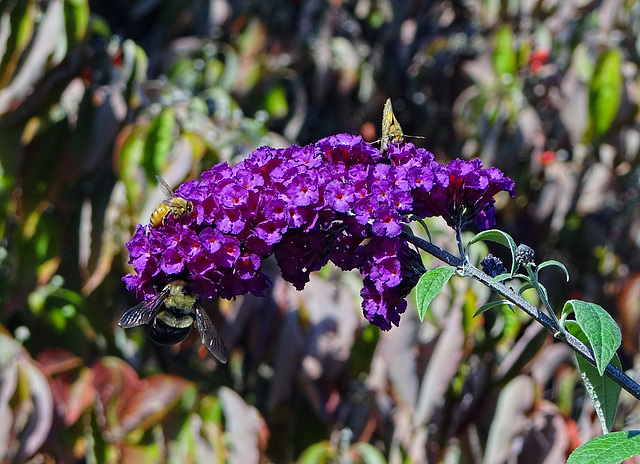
[401,231,640,402]
[525,265,565,338]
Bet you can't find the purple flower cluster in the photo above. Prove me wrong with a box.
[123,134,514,330]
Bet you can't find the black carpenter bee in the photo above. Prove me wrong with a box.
[119,280,228,363]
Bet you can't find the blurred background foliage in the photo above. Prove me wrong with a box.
[1,0,640,462]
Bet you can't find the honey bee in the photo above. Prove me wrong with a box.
[380,98,405,153]
[119,280,228,363]
[149,176,194,227]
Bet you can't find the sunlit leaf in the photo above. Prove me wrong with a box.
[264,85,288,118]
[489,272,512,284]
[115,124,147,208]
[474,299,513,317]
[63,0,89,45]
[296,441,335,464]
[563,300,621,376]
[415,266,456,321]
[535,259,570,282]
[352,442,386,464]
[588,49,622,138]
[493,25,517,78]
[566,321,621,434]
[143,107,176,180]
[567,430,640,464]
[0,0,36,89]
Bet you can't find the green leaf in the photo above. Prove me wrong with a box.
[296,441,335,464]
[0,0,35,87]
[517,282,535,295]
[116,125,146,208]
[493,25,517,78]
[567,430,640,464]
[520,281,548,301]
[474,299,513,317]
[536,259,570,282]
[566,321,621,434]
[264,84,288,118]
[563,300,621,376]
[352,443,386,464]
[415,266,456,321]
[63,0,89,45]
[588,49,622,138]
[489,273,512,284]
[143,108,176,180]
[467,229,517,276]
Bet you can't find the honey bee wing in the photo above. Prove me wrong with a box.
[162,198,180,207]
[194,304,228,363]
[156,175,175,199]
[118,292,165,328]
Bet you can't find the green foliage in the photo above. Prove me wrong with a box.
[587,49,623,140]
[563,300,622,376]
[415,266,456,321]
[568,431,640,464]
[493,26,517,79]
[567,321,621,434]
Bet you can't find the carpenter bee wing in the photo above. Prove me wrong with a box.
[118,291,166,328]
[194,303,228,363]
[156,175,175,199]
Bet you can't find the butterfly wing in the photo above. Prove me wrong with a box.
[194,304,228,363]
[381,98,404,152]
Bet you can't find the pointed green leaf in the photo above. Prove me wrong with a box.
[536,259,570,282]
[116,125,146,208]
[520,281,548,301]
[467,229,517,276]
[493,25,517,78]
[143,108,176,179]
[588,49,622,138]
[474,299,513,317]
[567,430,640,464]
[489,273,512,285]
[564,300,621,376]
[0,0,36,87]
[297,441,335,464]
[352,443,386,464]
[566,321,621,434]
[63,0,89,46]
[264,84,288,118]
[415,266,456,321]
[517,282,535,295]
